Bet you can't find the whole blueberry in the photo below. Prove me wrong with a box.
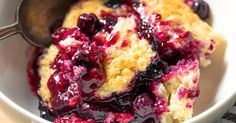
[77,13,101,36]
[105,0,125,8]
[192,0,210,20]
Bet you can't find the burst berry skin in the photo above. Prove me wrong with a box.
[133,93,155,117]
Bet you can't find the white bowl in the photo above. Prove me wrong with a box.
[0,0,236,123]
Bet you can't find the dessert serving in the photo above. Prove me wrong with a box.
[27,0,224,122]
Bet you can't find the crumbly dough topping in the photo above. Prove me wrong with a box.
[142,0,224,45]
[96,17,156,97]
[38,45,58,105]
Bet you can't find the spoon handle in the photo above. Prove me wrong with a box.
[0,23,20,41]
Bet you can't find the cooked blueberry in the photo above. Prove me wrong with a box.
[79,68,105,95]
[132,93,155,117]
[76,103,108,122]
[104,0,125,8]
[138,60,169,81]
[99,10,118,32]
[99,17,117,32]
[77,13,101,36]
[54,113,94,123]
[192,0,210,20]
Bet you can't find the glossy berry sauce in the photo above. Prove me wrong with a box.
[50,27,105,112]
[27,0,205,122]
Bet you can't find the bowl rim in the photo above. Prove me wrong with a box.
[1,89,236,123]
[0,92,50,123]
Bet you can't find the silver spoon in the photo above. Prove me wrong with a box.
[0,0,74,48]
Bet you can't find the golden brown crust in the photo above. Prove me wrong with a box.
[38,45,58,106]
[142,0,224,45]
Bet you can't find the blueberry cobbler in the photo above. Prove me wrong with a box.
[27,0,224,122]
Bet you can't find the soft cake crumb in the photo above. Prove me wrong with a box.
[96,17,156,97]
[156,59,200,123]
[38,45,58,105]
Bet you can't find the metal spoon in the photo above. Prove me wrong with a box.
[0,0,74,48]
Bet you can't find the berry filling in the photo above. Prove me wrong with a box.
[49,28,105,112]
[77,13,102,36]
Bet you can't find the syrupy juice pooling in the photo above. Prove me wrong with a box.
[27,0,212,122]
[27,48,43,95]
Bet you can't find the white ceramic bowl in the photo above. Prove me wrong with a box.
[0,0,236,123]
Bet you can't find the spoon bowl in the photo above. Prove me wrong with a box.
[0,0,74,48]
